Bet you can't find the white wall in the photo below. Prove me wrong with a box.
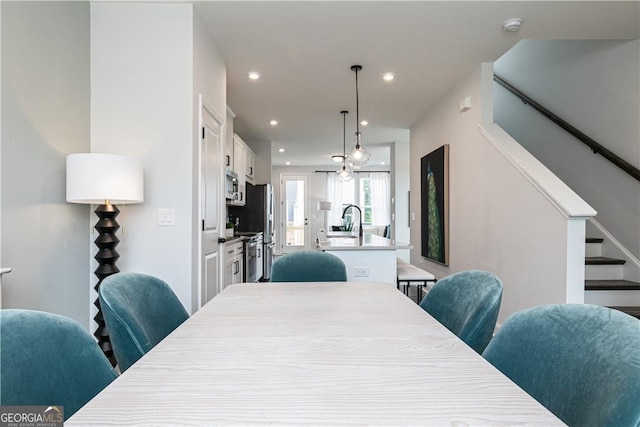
[410,64,592,322]
[1,2,91,328]
[90,3,195,313]
[193,11,227,310]
[1,2,3,305]
[391,139,411,261]
[193,14,226,123]
[494,39,640,259]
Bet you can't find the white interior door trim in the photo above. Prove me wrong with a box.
[197,94,224,310]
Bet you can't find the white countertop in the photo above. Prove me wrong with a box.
[318,232,412,250]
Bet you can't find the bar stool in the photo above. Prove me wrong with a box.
[396,258,436,303]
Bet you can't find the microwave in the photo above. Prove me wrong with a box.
[225,170,238,200]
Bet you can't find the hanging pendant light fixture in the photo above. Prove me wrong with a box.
[347,65,370,169]
[337,110,353,183]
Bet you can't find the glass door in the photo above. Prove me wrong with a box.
[281,174,309,253]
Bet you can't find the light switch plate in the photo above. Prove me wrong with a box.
[158,209,175,226]
[459,96,472,112]
[354,267,369,277]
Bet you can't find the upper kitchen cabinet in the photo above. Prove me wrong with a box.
[229,133,256,206]
[225,105,256,206]
[231,134,256,206]
[232,134,247,206]
[225,106,235,170]
[246,149,256,184]
[234,134,256,186]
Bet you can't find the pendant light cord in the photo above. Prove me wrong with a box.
[347,64,368,169]
[342,110,348,168]
[351,65,363,148]
[355,68,360,135]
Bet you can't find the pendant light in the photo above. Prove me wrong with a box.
[347,65,370,169]
[337,110,353,183]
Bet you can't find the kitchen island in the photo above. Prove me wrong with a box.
[318,233,412,284]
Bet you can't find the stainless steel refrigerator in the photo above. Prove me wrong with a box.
[229,183,274,280]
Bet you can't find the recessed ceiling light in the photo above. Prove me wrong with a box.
[332,155,344,163]
[383,73,394,81]
[248,71,261,80]
[278,148,285,153]
[360,120,368,126]
[285,161,291,165]
[502,18,522,32]
[380,161,386,165]
[270,120,278,126]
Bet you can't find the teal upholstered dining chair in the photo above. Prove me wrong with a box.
[483,304,640,427]
[270,250,347,282]
[99,272,189,372]
[418,270,502,353]
[0,309,118,420]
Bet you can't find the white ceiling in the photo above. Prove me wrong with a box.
[195,1,639,167]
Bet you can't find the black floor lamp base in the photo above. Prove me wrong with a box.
[93,203,120,367]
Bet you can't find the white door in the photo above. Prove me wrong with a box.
[280,174,309,253]
[199,96,223,308]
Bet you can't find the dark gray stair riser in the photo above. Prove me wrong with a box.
[585,280,640,291]
[586,237,604,244]
[585,257,626,265]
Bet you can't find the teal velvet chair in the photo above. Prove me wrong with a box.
[483,304,640,427]
[270,250,347,282]
[418,270,502,353]
[0,309,118,420]
[99,272,189,372]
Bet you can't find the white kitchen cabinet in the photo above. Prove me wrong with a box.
[234,241,244,284]
[223,247,234,289]
[223,239,244,289]
[228,131,256,205]
[246,149,256,185]
[232,134,247,206]
[225,106,235,170]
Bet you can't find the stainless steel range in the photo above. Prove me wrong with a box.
[229,183,274,281]
[235,232,261,283]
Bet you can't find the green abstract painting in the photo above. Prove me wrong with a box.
[421,145,449,265]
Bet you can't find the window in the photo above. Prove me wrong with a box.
[326,172,390,230]
[360,178,372,224]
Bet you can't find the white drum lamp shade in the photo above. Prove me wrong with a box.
[66,153,144,204]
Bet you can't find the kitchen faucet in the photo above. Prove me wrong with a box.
[341,204,364,240]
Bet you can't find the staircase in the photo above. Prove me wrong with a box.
[584,237,640,319]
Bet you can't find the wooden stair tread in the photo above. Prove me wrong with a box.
[585,280,640,291]
[585,256,626,265]
[586,237,604,244]
[608,306,640,320]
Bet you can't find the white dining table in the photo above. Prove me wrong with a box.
[68,282,562,426]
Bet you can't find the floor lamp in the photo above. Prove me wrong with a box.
[66,153,144,366]
[318,201,332,238]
